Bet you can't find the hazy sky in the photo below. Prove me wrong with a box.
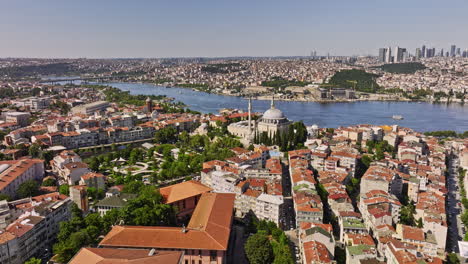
[1,0,467,58]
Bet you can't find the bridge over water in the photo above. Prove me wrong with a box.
[40,75,131,84]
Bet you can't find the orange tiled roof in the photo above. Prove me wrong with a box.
[100,193,235,251]
[0,159,43,191]
[159,180,212,204]
[401,225,424,242]
[303,241,331,263]
[69,248,183,264]
[81,172,105,180]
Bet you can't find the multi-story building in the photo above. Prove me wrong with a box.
[159,180,212,222]
[0,159,44,198]
[255,193,283,226]
[0,192,72,264]
[51,150,82,175]
[79,172,106,190]
[62,162,91,185]
[70,248,185,264]
[71,101,110,115]
[99,193,235,264]
[5,112,31,127]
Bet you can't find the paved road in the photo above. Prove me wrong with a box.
[447,155,463,253]
[228,225,249,264]
[281,160,297,231]
[281,159,301,262]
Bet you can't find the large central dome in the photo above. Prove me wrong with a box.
[262,97,286,120]
[263,108,285,120]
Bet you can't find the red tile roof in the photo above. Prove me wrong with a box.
[99,193,235,251]
[159,180,212,204]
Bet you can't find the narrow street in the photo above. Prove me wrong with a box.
[281,159,297,231]
[281,159,301,262]
[447,155,463,253]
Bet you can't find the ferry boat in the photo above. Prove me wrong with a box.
[392,115,404,120]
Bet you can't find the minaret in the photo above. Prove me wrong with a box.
[145,97,152,113]
[271,95,275,109]
[248,97,252,133]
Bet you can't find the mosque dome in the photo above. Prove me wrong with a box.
[263,108,285,120]
[262,97,286,120]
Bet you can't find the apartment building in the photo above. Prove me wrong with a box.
[0,159,44,198]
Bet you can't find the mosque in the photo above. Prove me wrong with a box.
[228,97,292,145]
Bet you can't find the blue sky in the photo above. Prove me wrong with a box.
[1,0,467,58]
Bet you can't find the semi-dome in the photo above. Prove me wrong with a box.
[150,110,159,120]
[263,108,285,120]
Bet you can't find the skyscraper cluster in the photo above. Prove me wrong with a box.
[416,44,467,59]
[379,44,468,63]
[378,46,407,63]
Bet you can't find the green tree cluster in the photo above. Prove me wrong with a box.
[261,77,310,89]
[24,257,42,264]
[101,86,166,106]
[328,69,380,93]
[17,180,40,198]
[245,219,294,264]
[54,186,175,262]
[424,130,468,138]
[378,62,426,74]
[399,202,416,226]
[366,140,395,160]
[254,122,308,151]
[154,126,178,144]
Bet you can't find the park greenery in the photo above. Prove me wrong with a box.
[82,126,242,186]
[424,130,468,139]
[261,77,310,89]
[53,186,175,263]
[378,62,427,74]
[327,69,380,93]
[244,219,294,264]
[176,83,211,93]
[100,86,165,106]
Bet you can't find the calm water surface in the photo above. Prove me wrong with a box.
[89,82,467,133]
[45,77,467,132]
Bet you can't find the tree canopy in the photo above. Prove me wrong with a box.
[244,233,274,264]
[378,62,426,74]
[17,180,40,198]
[328,69,380,93]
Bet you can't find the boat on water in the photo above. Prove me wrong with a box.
[392,115,404,120]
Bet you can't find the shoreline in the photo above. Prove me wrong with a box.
[47,77,466,105]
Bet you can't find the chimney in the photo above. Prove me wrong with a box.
[148,248,156,256]
[182,224,187,233]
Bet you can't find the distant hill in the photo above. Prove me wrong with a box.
[378,62,426,74]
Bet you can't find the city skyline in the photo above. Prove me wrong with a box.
[1,0,467,58]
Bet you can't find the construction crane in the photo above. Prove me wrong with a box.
[346,80,357,91]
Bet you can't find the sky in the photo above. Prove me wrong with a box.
[0,0,467,58]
